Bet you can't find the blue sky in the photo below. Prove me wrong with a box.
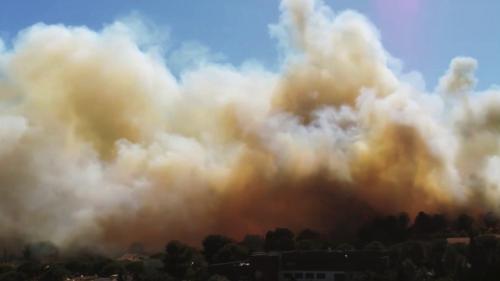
[1,0,499,89]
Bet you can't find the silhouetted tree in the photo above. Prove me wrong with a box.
[7,210,500,281]
[125,261,144,280]
[64,252,111,276]
[392,241,427,267]
[469,235,499,281]
[265,228,295,251]
[441,243,468,279]
[17,261,42,279]
[40,264,70,281]
[212,243,249,263]
[164,240,206,280]
[483,212,499,230]
[0,271,27,281]
[431,214,449,233]
[296,229,323,250]
[454,214,475,234]
[100,261,125,277]
[412,212,448,238]
[240,235,264,253]
[296,229,321,241]
[296,239,323,251]
[359,213,410,244]
[202,235,232,263]
[427,239,447,278]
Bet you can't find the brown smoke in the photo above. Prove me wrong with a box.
[0,0,498,252]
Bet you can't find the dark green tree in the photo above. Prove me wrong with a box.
[202,235,233,263]
[359,213,410,244]
[100,261,125,277]
[296,229,323,250]
[164,240,206,280]
[125,261,144,280]
[64,252,111,276]
[40,264,70,281]
[296,229,321,241]
[483,212,498,230]
[412,212,448,238]
[240,235,264,253]
[0,271,27,281]
[265,228,295,251]
[212,243,249,263]
[454,214,475,234]
[17,261,42,279]
[469,235,499,281]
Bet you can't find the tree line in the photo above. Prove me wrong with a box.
[0,211,498,281]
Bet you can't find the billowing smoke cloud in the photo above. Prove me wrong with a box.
[436,57,478,96]
[0,0,498,252]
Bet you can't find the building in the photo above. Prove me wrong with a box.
[65,275,120,281]
[446,237,470,245]
[210,250,389,281]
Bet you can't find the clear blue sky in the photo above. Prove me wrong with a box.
[0,0,499,89]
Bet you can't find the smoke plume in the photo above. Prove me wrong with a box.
[0,0,498,251]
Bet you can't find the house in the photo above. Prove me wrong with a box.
[209,261,254,281]
[209,250,389,281]
[446,237,470,245]
[65,275,118,281]
[65,274,126,281]
[276,250,388,281]
[117,253,148,262]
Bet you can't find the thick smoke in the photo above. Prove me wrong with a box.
[0,0,498,251]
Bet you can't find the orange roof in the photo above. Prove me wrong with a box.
[446,237,470,245]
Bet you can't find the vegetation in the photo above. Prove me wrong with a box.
[0,212,498,280]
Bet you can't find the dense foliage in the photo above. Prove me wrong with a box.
[0,212,498,280]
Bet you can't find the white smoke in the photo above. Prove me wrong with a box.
[0,0,499,251]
